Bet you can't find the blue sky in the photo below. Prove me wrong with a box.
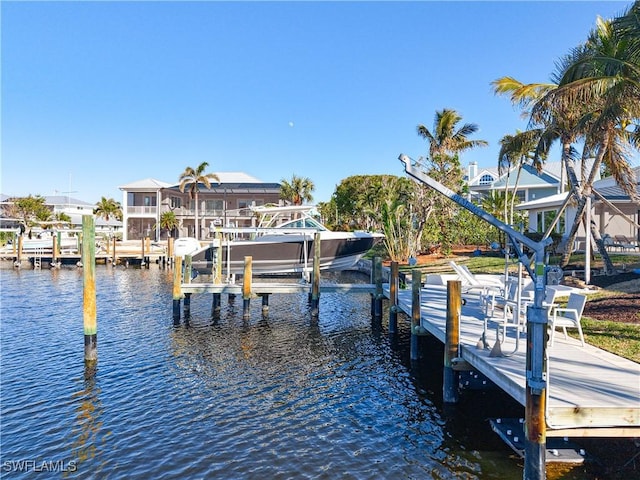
[2,1,634,205]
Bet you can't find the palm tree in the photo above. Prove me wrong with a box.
[158,211,179,238]
[497,129,544,226]
[416,109,488,254]
[530,10,640,272]
[179,162,220,240]
[94,197,122,222]
[280,175,315,205]
[417,109,489,160]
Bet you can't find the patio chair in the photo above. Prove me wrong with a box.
[549,293,587,347]
[448,261,504,295]
[614,235,638,252]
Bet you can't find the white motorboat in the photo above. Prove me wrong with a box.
[182,205,384,277]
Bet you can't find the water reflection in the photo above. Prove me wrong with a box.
[69,366,104,476]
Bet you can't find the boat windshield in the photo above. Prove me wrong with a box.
[278,217,327,231]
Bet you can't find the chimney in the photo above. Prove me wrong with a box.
[468,162,478,181]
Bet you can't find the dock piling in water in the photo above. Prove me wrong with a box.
[443,280,461,404]
[243,256,252,319]
[389,262,399,334]
[410,269,422,361]
[82,215,97,365]
[172,255,183,323]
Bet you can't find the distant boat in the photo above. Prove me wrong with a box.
[179,205,384,277]
[0,231,79,254]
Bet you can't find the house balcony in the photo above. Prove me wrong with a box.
[127,206,158,216]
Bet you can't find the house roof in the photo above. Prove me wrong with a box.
[119,178,173,190]
[164,182,281,194]
[515,192,569,210]
[492,163,559,188]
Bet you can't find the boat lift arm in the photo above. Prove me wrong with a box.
[399,153,552,477]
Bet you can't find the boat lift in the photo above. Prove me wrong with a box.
[399,154,553,480]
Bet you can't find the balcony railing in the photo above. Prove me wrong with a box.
[126,206,158,215]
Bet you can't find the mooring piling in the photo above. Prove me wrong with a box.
[310,232,321,316]
[389,261,399,334]
[410,269,422,361]
[172,255,183,323]
[443,280,461,404]
[243,256,252,319]
[82,215,97,365]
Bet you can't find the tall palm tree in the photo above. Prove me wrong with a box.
[417,109,489,160]
[531,9,640,271]
[94,197,123,222]
[279,175,315,205]
[497,129,544,225]
[416,109,488,254]
[179,162,220,240]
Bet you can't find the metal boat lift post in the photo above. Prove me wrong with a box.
[399,154,553,480]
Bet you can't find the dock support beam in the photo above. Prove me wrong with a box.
[443,280,461,404]
[172,256,183,324]
[211,293,221,318]
[82,215,97,366]
[310,232,321,317]
[389,262,399,334]
[410,269,422,361]
[243,256,252,319]
[371,257,383,319]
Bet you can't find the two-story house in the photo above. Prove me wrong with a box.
[119,172,282,241]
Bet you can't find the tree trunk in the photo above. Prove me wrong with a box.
[194,192,199,240]
[559,139,605,267]
[590,220,617,275]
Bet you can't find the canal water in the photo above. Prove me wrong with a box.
[0,267,621,479]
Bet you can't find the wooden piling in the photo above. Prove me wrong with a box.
[410,269,422,361]
[389,261,399,334]
[261,294,269,314]
[184,255,192,284]
[82,215,97,364]
[310,232,321,316]
[373,257,383,318]
[184,293,191,319]
[167,237,174,265]
[243,256,252,319]
[172,255,183,322]
[443,280,461,404]
[112,236,117,265]
[17,235,23,265]
[52,234,58,266]
[141,238,146,266]
[211,293,221,317]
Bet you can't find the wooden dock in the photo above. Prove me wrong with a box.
[388,284,640,438]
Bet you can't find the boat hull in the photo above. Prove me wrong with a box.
[191,233,382,276]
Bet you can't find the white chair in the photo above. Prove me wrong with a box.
[448,261,503,296]
[549,293,587,346]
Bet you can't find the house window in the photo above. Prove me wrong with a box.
[169,197,181,209]
[479,174,494,185]
[536,209,565,233]
[205,200,223,213]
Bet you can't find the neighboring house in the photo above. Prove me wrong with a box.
[0,194,122,234]
[119,172,282,241]
[515,166,640,249]
[466,159,598,204]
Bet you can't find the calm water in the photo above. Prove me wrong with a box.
[1,266,541,479]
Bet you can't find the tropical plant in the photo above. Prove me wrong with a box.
[94,197,123,222]
[179,161,220,240]
[492,4,640,273]
[12,195,52,237]
[280,175,315,205]
[416,109,488,255]
[158,211,179,238]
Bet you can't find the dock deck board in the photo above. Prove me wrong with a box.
[390,284,640,437]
